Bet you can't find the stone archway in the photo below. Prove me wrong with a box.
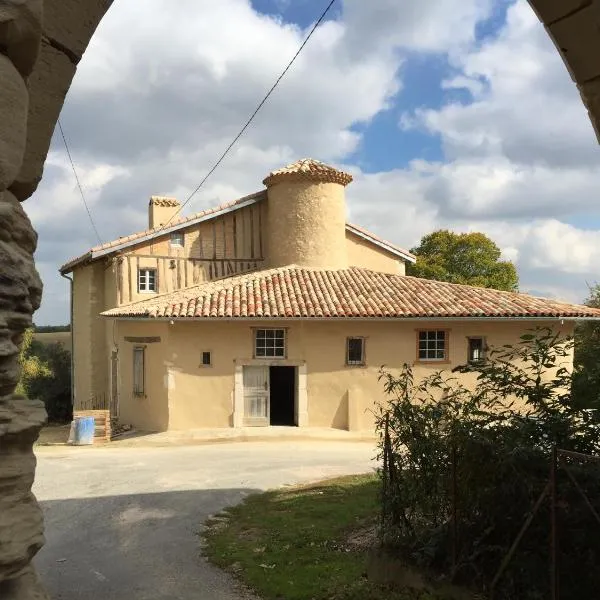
[0,1,598,597]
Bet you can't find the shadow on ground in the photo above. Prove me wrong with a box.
[35,488,260,600]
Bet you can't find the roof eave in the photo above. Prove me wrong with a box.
[346,224,416,263]
[99,315,600,322]
[59,252,93,274]
[58,191,267,273]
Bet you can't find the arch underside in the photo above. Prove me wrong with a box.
[0,0,598,597]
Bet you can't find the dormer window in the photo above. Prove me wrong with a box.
[170,232,184,246]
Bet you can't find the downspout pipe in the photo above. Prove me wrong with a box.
[60,272,75,410]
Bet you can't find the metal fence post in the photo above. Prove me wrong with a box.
[550,446,558,600]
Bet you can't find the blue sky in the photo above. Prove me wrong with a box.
[28,0,600,324]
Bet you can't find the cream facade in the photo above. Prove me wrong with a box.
[61,158,597,433]
[113,319,576,433]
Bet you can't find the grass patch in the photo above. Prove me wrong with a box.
[203,474,447,600]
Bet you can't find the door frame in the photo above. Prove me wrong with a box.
[234,359,307,428]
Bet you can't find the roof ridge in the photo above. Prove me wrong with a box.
[263,158,353,187]
[59,190,267,273]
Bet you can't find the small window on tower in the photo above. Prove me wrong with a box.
[468,337,485,363]
[200,351,212,367]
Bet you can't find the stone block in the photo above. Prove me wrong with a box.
[0,190,38,255]
[0,496,45,579]
[43,0,113,62]
[0,0,43,77]
[529,0,590,26]
[0,54,27,190]
[549,3,600,84]
[579,78,600,143]
[10,38,75,201]
[0,565,50,599]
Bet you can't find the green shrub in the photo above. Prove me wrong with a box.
[376,327,600,599]
[17,328,72,423]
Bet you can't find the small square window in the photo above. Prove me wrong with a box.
[170,232,184,246]
[417,330,448,361]
[346,337,365,366]
[138,268,157,293]
[468,337,485,363]
[201,351,212,366]
[254,329,286,358]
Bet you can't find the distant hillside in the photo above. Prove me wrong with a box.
[33,325,70,333]
[33,331,71,347]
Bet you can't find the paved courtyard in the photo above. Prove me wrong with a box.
[33,441,376,599]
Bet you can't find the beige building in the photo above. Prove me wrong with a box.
[60,159,600,433]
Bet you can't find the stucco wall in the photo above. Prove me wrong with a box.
[114,320,169,432]
[0,0,597,596]
[345,231,405,274]
[72,261,110,407]
[113,318,574,433]
[266,180,348,269]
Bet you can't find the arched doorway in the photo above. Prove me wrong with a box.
[0,0,598,596]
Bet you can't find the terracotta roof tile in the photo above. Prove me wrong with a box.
[101,266,600,320]
[262,158,353,187]
[59,191,267,273]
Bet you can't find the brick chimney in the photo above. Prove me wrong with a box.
[148,196,181,229]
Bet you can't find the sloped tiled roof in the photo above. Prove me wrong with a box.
[60,190,415,273]
[59,191,266,273]
[346,223,415,263]
[262,158,353,187]
[101,266,600,320]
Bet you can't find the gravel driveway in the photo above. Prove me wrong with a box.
[33,441,376,599]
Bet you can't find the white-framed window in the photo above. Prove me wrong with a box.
[200,351,212,367]
[467,337,485,363]
[170,232,184,246]
[138,268,157,293]
[417,330,448,362]
[346,337,365,366]
[254,328,286,358]
[133,347,145,396]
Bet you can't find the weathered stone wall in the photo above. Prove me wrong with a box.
[0,1,112,597]
[529,0,600,143]
[0,0,598,597]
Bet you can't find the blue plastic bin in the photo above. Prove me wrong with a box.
[72,416,95,445]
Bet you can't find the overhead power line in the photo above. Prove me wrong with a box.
[162,0,338,228]
[58,119,103,245]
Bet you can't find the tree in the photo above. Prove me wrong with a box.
[16,328,51,396]
[572,283,600,411]
[406,230,519,291]
[16,328,72,422]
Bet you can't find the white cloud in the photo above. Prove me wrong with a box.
[25,0,600,324]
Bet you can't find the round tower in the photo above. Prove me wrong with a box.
[263,158,353,270]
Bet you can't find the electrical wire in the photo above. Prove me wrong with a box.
[161,0,338,228]
[58,119,103,245]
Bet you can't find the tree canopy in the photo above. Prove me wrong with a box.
[572,284,600,411]
[406,230,519,291]
[17,328,72,422]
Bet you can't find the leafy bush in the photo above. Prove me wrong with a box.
[376,328,600,599]
[17,328,72,423]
